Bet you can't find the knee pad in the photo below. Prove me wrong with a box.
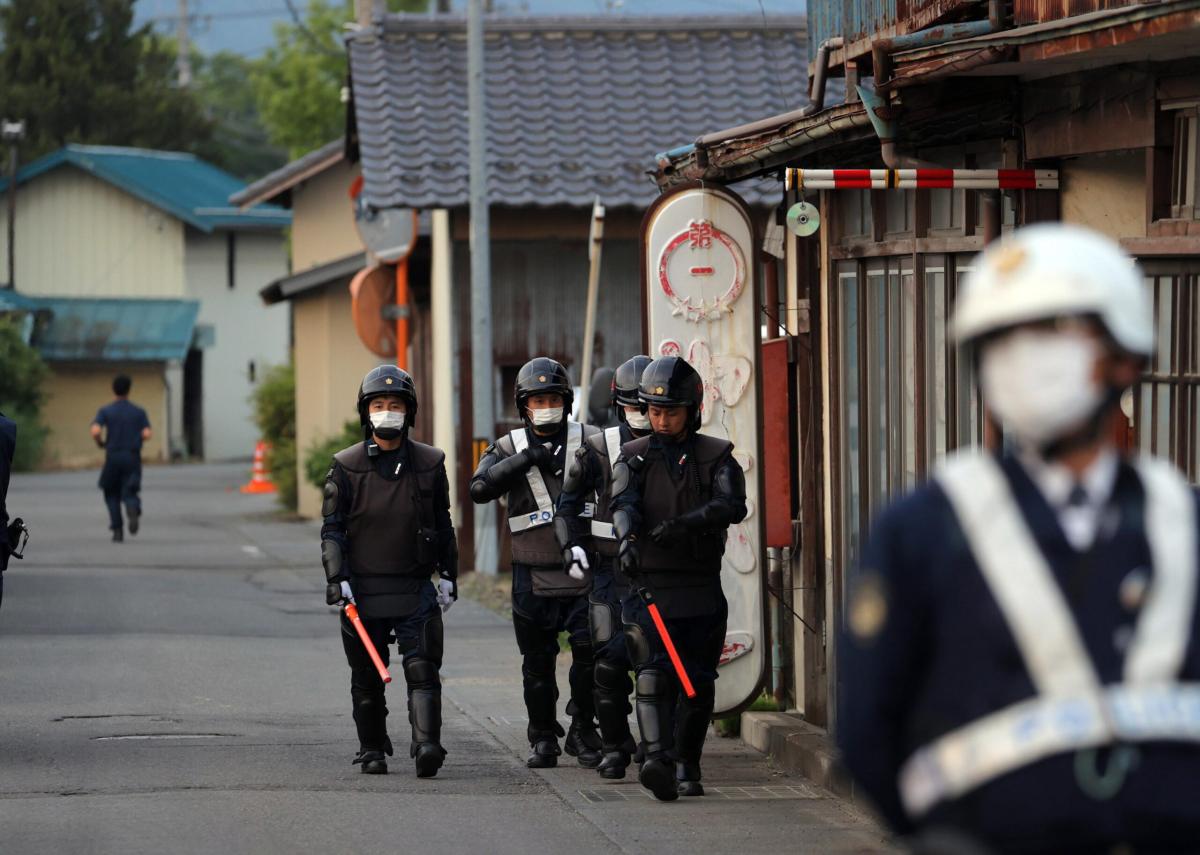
[420,614,444,666]
[636,668,674,701]
[589,598,616,645]
[623,622,650,668]
[403,656,440,692]
[594,657,631,694]
[569,638,595,669]
[522,651,557,680]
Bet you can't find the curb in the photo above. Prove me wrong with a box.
[740,711,860,803]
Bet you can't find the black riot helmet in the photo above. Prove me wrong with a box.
[638,356,704,432]
[357,365,418,436]
[515,357,573,427]
[612,355,653,409]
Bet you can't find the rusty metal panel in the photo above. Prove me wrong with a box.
[810,0,982,63]
[1014,0,1135,26]
[762,338,795,548]
[1023,68,1154,160]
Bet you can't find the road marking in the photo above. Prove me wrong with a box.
[241,545,264,558]
[578,785,823,803]
[93,734,225,741]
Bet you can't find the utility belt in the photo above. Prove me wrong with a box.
[900,682,1200,818]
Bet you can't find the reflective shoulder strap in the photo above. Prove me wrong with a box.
[604,426,622,470]
[1127,455,1199,683]
[935,452,1099,696]
[508,428,554,532]
[565,421,583,465]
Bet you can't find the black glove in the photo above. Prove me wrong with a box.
[648,518,687,546]
[523,443,553,469]
[326,580,352,606]
[618,537,640,579]
[6,520,26,559]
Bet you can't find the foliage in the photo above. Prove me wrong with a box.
[251,363,297,510]
[0,0,212,162]
[0,317,48,471]
[192,51,287,181]
[251,0,429,158]
[714,692,780,739]
[303,419,362,491]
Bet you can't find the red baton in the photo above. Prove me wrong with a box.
[344,602,392,684]
[640,588,697,699]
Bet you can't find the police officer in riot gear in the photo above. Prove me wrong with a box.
[557,355,653,779]
[840,224,1200,853]
[470,357,604,769]
[322,365,458,778]
[610,356,747,801]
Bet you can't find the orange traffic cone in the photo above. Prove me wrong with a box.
[241,441,277,494]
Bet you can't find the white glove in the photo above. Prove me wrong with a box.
[437,578,456,613]
[340,580,354,603]
[567,545,590,581]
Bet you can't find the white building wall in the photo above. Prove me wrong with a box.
[0,168,185,296]
[184,230,289,460]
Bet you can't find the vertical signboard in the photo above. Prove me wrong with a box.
[642,185,764,713]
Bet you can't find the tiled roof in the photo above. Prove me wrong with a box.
[1,145,291,233]
[229,139,345,209]
[19,296,200,362]
[347,16,810,209]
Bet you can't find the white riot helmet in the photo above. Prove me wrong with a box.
[952,223,1153,356]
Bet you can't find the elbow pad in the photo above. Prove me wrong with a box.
[479,450,534,495]
[612,508,635,543]
[554,514,588,550]
[562,447,592,495]
[322,539,347,583]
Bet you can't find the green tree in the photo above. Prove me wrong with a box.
[251,362,297,510]
[251,0,428,159]
[0,0,212,161]
[0,317,49,471]
[192,51,287,181]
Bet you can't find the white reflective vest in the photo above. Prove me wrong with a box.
[899,451,1200,818]
[590,426,623,542]
[506,422,583,533]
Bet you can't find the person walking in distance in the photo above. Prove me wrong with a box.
[90,374,151,543]
[470,357,605,769]
[321,365,458,778]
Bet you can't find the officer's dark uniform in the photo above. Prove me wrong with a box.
[610,356,747,801]
[556,355,653,778]
[470,357,604,768]
[0,413,16,611]
[321,366,458,778]
[839,452,1200,853]
[94,397,150,539]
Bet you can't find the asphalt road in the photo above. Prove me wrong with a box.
[0,463,892,855]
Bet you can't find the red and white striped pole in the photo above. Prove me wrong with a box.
[787,168,1058,191]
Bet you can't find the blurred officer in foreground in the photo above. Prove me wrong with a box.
[610,356,747,801]
[470,357,604,769]
[322,366,458,777]
[0,411,16,611]
[90,374,151,542]
[839,223,1200,854]
[557,355,653,779]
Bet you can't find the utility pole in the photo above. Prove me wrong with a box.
[468,0,498,575]
[176,0,192,87]
[2,119,25,290]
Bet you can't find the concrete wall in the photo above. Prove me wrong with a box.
[0,169,185,296]
[40,363,167,469]
[291,284,382,518]
[184,230,290,460]
[291,161,362,271]
[1060,151,1147,241]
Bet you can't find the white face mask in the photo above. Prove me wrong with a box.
[369,410,406,438]
[980,327,1104,449]
[529,407,564,427]
[625,410,651,431]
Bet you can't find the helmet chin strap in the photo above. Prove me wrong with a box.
[1036,384,1124,462]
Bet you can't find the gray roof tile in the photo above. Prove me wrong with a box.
[347,15,809,209]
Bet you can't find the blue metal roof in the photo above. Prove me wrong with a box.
[0,145,291,233]
[22,296,200,362]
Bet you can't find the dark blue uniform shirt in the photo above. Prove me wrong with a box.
[94,400,150,454]
[838,452,1200,852]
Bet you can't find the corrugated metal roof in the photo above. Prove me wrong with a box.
[0,145,292,233]
[260,252,367,305]
[27,296,200,362]
[229,139,346,209]
[347,15,811,209]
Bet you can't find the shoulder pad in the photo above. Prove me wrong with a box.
[585,432,608,455]
[495,435,515,457]
[406,439,447,472]
[620,434,653,460]
[333,442,371,472]
[691,433,735,464]
[581,423,603,440]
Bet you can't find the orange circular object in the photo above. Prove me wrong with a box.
[349,264,397,358]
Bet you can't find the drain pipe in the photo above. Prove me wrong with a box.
[768,547,785,704]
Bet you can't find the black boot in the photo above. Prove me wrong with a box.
[405,658,446,778]
[564,640,602,768]
[673,682,715,797]
[526,730,563,769]
[594,658,634,773]
[126,507,140,535]
[522,651,561,769]
[111,527,123,543]
[564,715,603,768]
[353,750,389,774]
[597,737,637,780]
[635,669,678,802]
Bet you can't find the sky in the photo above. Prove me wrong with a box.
[135,0,801,58]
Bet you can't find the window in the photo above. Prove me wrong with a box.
[1169,104,1200,220]
[1135,264,1200,480]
